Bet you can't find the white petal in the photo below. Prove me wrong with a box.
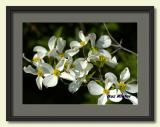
[107,56,118,68]
[23,65,36,75]
[32,53,45,67]
[99,49,111,59]
[48,36,57,51]
[33,52,45,59]
[70,41,81,49]
[109,89,123,102]
[98,94,107,105]
[73,58,85,70]
[64,58,73,72]
[60,72,76,81]
[56,58,67,71]
[79,30,86,42]
[89,33,96,47]
[123,92,138,105]
[68,80,81,93]
[40,63,53,74]
[43,75,58,88]
[36,76,43,90]
[56,37,66,53]
[87,50,99,61]
[105,79,113,89]
[49,50,60,60]
[96,35,111,48]
[80,60,88,70]
[84,63,93,75]
[33,46,47,55]
[120,67,130,82]
[65,48,79,57]
[105,72,118,84]
[126,84,138,93]
[87,81,103,95]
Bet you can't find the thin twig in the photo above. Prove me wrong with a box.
[111,48,121,55]
[121,46,137,56]
[98,68,103,81]
[103,23,119,45]
[127,79,137,84]
[91,77,102,81]
[103,23,137,56]
[111,44,137,56]
[82,47,86,58]
[23,53,32,63]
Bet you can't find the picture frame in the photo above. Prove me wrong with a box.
[6,6,154,121]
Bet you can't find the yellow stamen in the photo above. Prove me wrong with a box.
[32,57,41,62]
[91,46,99,52]
[80,41,86,46]
[52,69,60,76]
[99,55,108,62]
[59,52,65,57]
[103,89,110,94]
[118,82,127,92]
[37,68,43,77]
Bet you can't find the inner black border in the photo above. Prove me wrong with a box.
[6,6,154,121]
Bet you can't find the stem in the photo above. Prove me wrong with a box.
[111,48,121,55]
[121,46,137,56]
[103,23,119,45]
[98,68,103,81]
[23,53,32,63]
[82,47,86,58]
[91,77,103,81]
[103,23,137,56]
[111,44,137,56]
[127,79,137,84]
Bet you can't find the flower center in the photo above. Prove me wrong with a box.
[80,41,86,46]
[37,68,43,77]
[91,46,99,52]
[32,57,41,62]
[52,69,60,76]
[99,55,108,62]
[59,52,65,58]
[118,82,127,92]
[103,89,110,94]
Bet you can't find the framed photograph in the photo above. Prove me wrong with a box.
[6,6,154,121]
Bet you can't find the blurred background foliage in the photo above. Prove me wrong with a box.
[23,23,137,104]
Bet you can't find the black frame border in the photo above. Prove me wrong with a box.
[6,6,154,121]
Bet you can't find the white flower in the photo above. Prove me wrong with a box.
[32,53,45,67]
[89,33,111,49]
[105,67,138,105]
[33,36,57,57]
[87,33,117,68]
[42,58,76,88]
[88,49,117,68]
[23,65,49,90]
[66,58,93,93]
[33,36,79,60]
[70,31,89,49]
[87,80,122,105]
[50,37,79,60]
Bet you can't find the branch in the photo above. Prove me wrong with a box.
[98,68,103,81]
[103,23,119,45]
[103,23,137,56]
[23,53,32,63]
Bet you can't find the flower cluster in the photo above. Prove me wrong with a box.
[23,30,138,105]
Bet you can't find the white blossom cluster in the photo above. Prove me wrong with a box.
[23,31,138,105]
